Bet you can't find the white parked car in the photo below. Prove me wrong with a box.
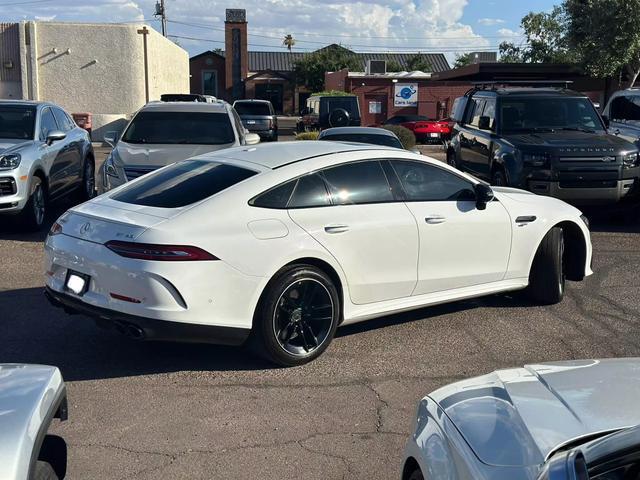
[99,100,260,193]
[0,100,95,230]
[45,142,592,366]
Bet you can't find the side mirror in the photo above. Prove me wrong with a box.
[537,450,589,480]
[104,131,118,148]
[410,148,422,155]
[602,115,610,129]
[46,130,66,146]
[478,116,492,131]
[245,133,261,145]
[474,183,494,210]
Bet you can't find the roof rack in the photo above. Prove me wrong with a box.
[472,80,574,89]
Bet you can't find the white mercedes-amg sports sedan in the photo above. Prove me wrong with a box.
[44,142,592,366]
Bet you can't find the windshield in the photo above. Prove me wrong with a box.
[122,111,235,145]
[234,103,271,116]
[500,97,604,133]
[0,105,36,140]
[320,133,403,149]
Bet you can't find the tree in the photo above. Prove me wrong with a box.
[565,0,640,88]
[283,34,295,52]
[453,52,474,68]
[386,60,403,72]
[406,54,432,72]
[499,6,575,63]
[293,45,361,92]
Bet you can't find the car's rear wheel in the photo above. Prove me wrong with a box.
[446,150,458,168]
[32,460,59,480]
[527,226,565,304]
[20,176,47,231]
[491,167,507,186]
[76,157,96,202]
[252,265,340,366]
[407,468,424,480]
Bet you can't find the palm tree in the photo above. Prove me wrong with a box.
[283,34,295,52]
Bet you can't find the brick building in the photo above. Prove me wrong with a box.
[189,9,451,115]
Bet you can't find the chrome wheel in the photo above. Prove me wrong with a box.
[32,184,45,226]
[272,278,334,356]
[558,233,565,295]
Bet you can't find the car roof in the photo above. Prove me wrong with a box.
[198,141,396,169]
[308,95,357,100]
[234,99,271,104]
[320,127,397,137]
[475,87,586,97]
[0,100,51,107]
[140,101,228,113]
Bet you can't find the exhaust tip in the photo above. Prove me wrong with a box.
[125,324,145,340]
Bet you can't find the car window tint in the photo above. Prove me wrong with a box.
[52,108,72,132]
[0,105,36,139]
[319,133,403,149]
[391,160,476,201]
[468,98,487,127]
[611,95,640,122]
[39,108,59,140]
[288,173,330,208]
[234,102,271,116]
[230,108,245,143]
[322,161,393,205]
[483,98,496,129]
[251,181,296,209]
[111,160,257,208]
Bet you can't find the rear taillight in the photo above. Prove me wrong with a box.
[105,241,218,261]
[49,222,63,236]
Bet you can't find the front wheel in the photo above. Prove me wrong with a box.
[32,460,59,480]
[20,177,47,231]
[76,157,96,202]
[252,265,340,366]
[491,168,507,186]
[446,150,458,168]
[526,227,565,304]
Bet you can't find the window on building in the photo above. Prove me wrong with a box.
[202,71,217,96]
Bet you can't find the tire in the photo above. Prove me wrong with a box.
[20,176,47,231]
[407,468,424,480]
[76,156,96,202]
[446,150,458,168]
[491,168,507,186]
[32,461,59,480]
[527,227,565,305]
[252,265,340,367]
[328,108,350,127]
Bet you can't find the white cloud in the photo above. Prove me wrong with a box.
[477,18,505,26]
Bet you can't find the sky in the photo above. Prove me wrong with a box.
[2,0,559,61]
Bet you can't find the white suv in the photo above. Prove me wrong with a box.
[99,100,259,193]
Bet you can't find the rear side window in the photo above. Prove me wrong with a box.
[391,160,475,201]
[288,173,331,208]
[251,181,296,208]
[321,161,393,205]
[112,160,257,208]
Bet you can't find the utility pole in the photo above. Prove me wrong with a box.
[137,26,150,103]
[154,0,167,37]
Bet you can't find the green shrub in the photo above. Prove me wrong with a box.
[382,125,416,150]
[310,90,355,97]
[295,131,320,140]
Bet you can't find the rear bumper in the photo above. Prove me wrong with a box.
[528,179,637,204]
[45,286,250,346]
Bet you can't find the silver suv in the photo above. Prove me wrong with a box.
[0,100,95,230]
[100,100,260,193]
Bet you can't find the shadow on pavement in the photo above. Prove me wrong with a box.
[0,287,272,381]
[0,203,71,243]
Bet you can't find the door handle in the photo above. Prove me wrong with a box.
[515,215,537,224]
[614,128,621,135]
[425,215,446,224]
[324,224,349,234]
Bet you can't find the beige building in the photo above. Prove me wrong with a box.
[0,21,189,140]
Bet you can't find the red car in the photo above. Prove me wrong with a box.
[383,115,453,143]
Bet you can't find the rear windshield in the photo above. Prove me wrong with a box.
[325,98,359,115]
[122,111,235,145]
[0,105,36,140]
[234,103,271,116]
[111,160,257,208]
[320,133,403,149]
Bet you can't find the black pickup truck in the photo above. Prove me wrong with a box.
[447,87,640,205]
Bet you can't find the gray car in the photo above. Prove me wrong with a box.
[233,99,278,141]
[0,364,68,480]
[403,358,640,480]
[0,100,95,230]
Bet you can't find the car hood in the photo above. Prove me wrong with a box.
[0,139,33,155]
[502,131,636,153]
[114,142,234,168]
[0,364,65,479]
[430,358,640,468]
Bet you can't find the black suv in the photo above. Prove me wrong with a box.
[297,95,361,132]
[448,87,640,205]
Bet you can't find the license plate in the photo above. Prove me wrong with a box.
[430,133,440,138]
[246,120,256,124]
[65,270,90,296]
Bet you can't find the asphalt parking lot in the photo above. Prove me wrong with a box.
[2,140,640,479]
